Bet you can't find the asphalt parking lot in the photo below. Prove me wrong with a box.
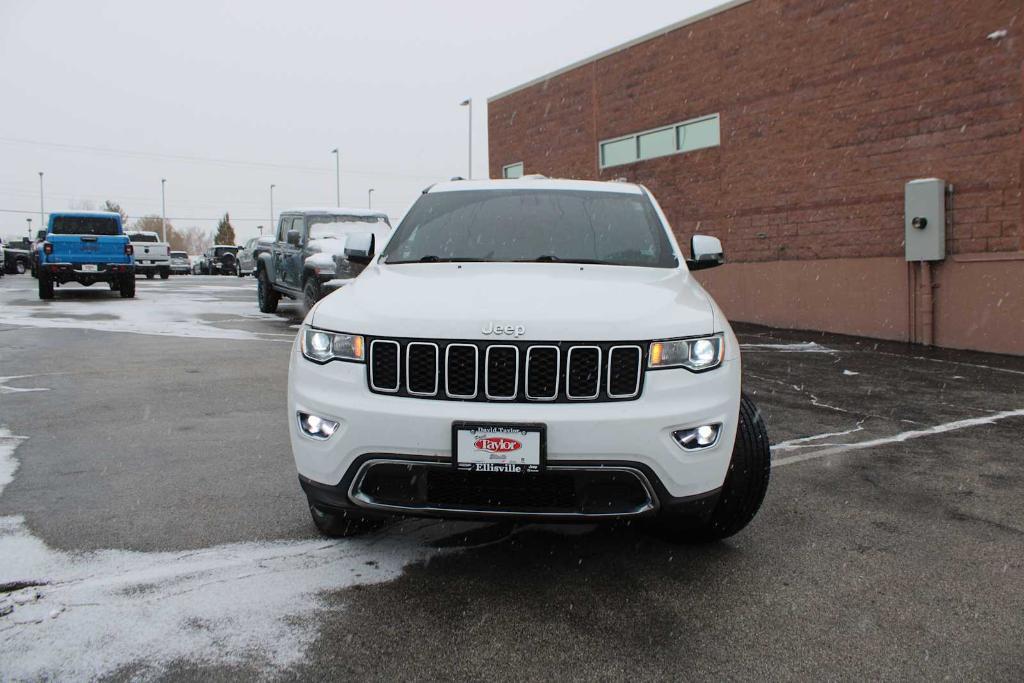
[1,275,1022,680]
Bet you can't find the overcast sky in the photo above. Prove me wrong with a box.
[0,0,727,244]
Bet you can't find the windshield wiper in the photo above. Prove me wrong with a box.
[521,255,613,265]
[386,255,492,264]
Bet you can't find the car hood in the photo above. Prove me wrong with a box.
[311,262,715,342]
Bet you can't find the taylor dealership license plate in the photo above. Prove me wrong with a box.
[452,422,545,474]
[81,264,98,272]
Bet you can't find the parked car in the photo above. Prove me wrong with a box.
[169,250,191,275]
[288,178,769,541]
[236,235,273,277]
[36,211,135,299]
[191,254,206,274]
[126,231,171,279]
[202,245,240,275]
[256,208,391,312]
[2,238,32,275]
[29,229,47,277]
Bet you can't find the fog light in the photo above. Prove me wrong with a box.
[298,412,340,440]
[672,423,722,451]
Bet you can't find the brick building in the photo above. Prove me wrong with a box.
[487,0,1023,356]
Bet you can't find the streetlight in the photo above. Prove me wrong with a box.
[460,99,472,179]
[26,217,32,240]
[270,184,276,230]
[160,178,167,241]
[257,225,264,236]
[368,188,374,209]
[38,171,45,227]
[331,148,340,206]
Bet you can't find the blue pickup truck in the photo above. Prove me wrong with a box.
[37,211,136,300]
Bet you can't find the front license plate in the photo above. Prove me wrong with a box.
[81,264,98,272]
[453,422,546,474]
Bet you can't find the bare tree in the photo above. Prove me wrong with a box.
[103,200,128,224]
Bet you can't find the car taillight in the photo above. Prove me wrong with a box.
[125,243,134,256]
[43,242,53,255]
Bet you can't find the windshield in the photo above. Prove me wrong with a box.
[171,252,187,258]
[382,190,677,267]
[128,233,158,242]
[51,216,119,236]
[307,215,389,240]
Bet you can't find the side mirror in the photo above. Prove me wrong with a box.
[688,234,724,271]
[344,232,375,264]
[286,230,301,247]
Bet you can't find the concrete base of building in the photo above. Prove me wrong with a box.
[695,255,1024,357]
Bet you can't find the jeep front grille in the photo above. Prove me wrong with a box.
[367,337,645,403]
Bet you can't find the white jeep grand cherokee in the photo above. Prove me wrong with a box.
[288,178,770,542]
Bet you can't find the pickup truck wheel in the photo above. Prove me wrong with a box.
[119,276,136,298]
[15,259,26,275]
[653,394,770,544]
[303,279,322,313]
[257,269,280,313]
[159,268,170,280]
[308,504,381,538]
[38,273,54,300]
[145,272,155,280]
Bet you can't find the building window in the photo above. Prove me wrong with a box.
[502,162,524,179]
[599,113,720,169]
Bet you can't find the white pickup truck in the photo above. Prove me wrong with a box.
[126,231,171,279]
[288,177,770,543]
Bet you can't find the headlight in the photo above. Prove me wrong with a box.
[300,326,364,363]
[648,333,724,372]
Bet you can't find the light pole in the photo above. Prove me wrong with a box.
[160,178,167,241]
[270,184,276,231]
[26,217,32,240]
[331,148,340,206]
[38,171,45,227]
[368,188,374,209]
[460,99,472,179]
[257,225,264,236]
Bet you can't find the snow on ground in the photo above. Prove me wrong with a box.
[0,278,293,342]
[0,426,460,680]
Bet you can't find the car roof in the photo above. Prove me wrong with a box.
[280,207,389,218]
[51,211,122,218]
[425,178,645,195]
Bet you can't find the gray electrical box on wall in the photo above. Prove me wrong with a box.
[905,178,946,261]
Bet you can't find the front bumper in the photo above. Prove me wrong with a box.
[288,339,742,515]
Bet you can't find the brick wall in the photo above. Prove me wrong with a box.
[488,0,1023,263]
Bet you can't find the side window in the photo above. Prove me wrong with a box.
[277,217,290,242]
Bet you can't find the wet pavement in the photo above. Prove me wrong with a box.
[1,275,1021,680]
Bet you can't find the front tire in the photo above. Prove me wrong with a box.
[302,278,322,313]
[38,272,54,299]
[654,394,770,543]
[257,268,280,313]
[15,259,26,275]
[308,504,381,538]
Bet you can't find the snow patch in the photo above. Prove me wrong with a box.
[0,430,459,679]
[740,342,835,353]
[0,283,289,342]
[842,369,859,376]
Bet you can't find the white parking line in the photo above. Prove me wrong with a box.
[772,408,1024,467]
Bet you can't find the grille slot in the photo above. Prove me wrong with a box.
[607,346,643,398]
[525,346,560,400]
[369,340,400,392]
[406,342,439,396]
[566,346,601,400]
[445,344,478,399]
[485,345,519,400]
[367,338,645,403]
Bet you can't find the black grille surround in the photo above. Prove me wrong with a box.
[366,337,647,403]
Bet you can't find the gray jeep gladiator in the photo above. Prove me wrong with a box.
[256,208,391,313]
